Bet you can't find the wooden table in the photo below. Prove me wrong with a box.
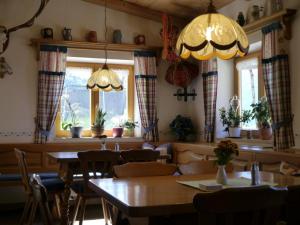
[88,171,300,223]
[48,151,170,225]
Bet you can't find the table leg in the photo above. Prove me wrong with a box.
[60,163,73,225]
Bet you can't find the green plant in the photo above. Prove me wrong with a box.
[251,97,271,128]
[122,120,138,130]
[169,115,195,141]
[219,107,252,132]
[214,140,239,165]
[62,99,80,130]
[94,108,106,127]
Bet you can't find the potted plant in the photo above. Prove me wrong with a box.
[169,115,196,142]
[123,120,139,137]
[214,140,239,184]
[62,100,83,138]
[91,108,106,138]
[251,97,272,140]
[219,107,252,138]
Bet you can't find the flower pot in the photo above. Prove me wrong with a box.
[124,129,134,137]
[91,126,104,138]
[216,165,228,185]
[259,127,272,140]
[70,126,83,138]
[112,127,124,138]
[228,127,241,138]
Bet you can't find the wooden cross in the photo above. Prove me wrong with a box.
[173,87,197,102]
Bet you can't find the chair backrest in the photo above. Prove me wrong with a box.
[113,162,177,178]
[179,161,233,175]
[286,185,300,225]
[120,149,160,163]
[193,186,287,225]
[77,150,120,192]
[14,148,31,194]
[30,174,54,225]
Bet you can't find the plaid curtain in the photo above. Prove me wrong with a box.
[262,22,295,152]
[34,45,67,143]
[134,51,159,142]
[201,58,218,143]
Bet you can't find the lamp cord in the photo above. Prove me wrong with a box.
[104,0,108,65]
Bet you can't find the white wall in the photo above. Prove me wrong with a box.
[0,0,186,143]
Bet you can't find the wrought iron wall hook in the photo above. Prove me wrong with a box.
[174,87,197,102]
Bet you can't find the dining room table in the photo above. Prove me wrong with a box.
[88,171,300,225]
[47,150,171,225]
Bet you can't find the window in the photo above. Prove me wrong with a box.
[234,52,265,129]
[56,62,134,137]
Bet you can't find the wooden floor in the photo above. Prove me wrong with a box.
[0,205,105,225]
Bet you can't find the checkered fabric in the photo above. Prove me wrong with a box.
[134,51,159,142]
[34,45,67,143]
[201,58,218,143]
[262,22,295,152]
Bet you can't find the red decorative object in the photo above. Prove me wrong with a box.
[161,14,179,62]
[134,35,146,45]
[165,61,199,88]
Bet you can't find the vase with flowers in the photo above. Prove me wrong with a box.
[214,140,239,185]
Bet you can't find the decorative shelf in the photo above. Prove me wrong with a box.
[31,39,162,59]
[243,9,297,40]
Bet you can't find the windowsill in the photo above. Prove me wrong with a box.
[52,136,144,143]
[217,137,273,148]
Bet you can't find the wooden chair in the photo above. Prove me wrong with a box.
[120,149,160,163]
[286,185,300,225]
[30,174,58,225]
[14,148,64,225]
[113,162,178,178]
[193,186,287,225]
[179,161,233,175]
[72,150,120,225]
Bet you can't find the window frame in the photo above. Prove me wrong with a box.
[234,51,265,131]
[55,62,134,138]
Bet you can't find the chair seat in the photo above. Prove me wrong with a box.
[41,178,65,193]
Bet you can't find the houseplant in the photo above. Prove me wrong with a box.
[219,107,252,138]
[169,115,195,142]
[214,140,239,184]
[251,97,272,140]
[91,108,106,138]
[62,100,83,138]
[123,120,138,137]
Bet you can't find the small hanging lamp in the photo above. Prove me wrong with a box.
[87,0,123,91]
[176,0,249,60]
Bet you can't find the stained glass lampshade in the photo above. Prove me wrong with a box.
[176,2,249,60]
[86,64,123,92]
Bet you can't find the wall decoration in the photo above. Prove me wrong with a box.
[247,5,260,24]
[174,88,197,102]
[86,31,98,42]
[41,27,53,39]
[237,12,246,26]
[112,29,122,44]
[0,0,50,55]
[62,27,72,41]
[0,57,13,78]
[134,35,146,45]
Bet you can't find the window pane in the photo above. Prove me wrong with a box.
[240,68,259,129]
[61,67,92,130]
[99,69,129,129]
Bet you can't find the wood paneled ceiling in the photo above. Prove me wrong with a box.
[124,0,234,18]
[83,0,234,24]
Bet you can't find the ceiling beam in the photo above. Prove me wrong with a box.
[82,0,187,25]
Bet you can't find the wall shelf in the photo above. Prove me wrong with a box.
[243,9,297,39]
[30,39,162,59]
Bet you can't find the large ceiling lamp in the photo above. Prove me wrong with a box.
[176,0,249,60]
[87,0,123,91]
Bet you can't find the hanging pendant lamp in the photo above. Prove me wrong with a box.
[87,0,123,91]
[176,0,249,60]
